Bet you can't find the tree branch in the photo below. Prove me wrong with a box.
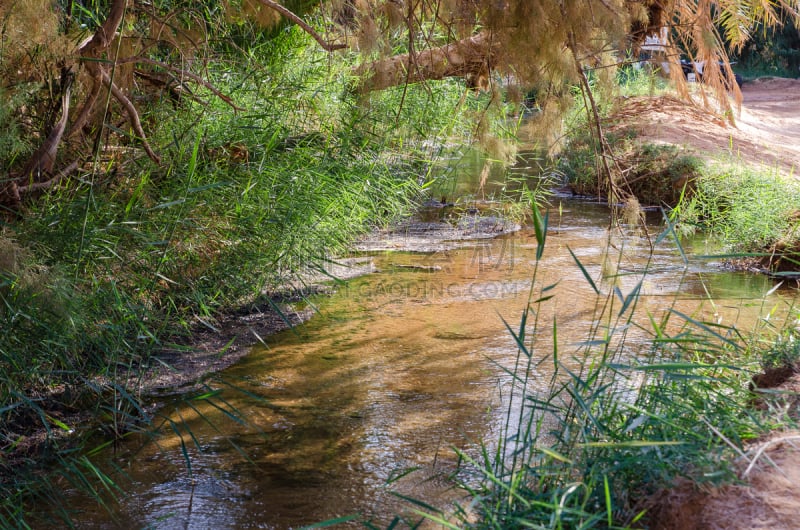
[19,68,74,180]
[255,0,347,51]
[17,161,79,194]
[79,0,128,55]
[118,56,246,111]
[97,67,161,165]
[69,78,101,138]
[355,32,499,92]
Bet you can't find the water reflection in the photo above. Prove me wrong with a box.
[64,201,797,529]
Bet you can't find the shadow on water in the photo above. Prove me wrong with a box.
[61,196,798,528]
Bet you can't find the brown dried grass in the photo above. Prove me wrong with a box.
[0,0,72,86]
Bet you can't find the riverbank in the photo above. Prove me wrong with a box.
[560,77,800,276]
[0,208,524,506]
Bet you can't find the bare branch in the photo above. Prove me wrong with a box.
[118,56,246,111]
[69,79,101,138]
[19,68,74,180]
[17,161,79,194]
[254,0,347,51]
[98,68,162,165]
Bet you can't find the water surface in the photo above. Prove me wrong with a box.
[65,201,797,529]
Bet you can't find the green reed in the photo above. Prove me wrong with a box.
[404,204,798,529]
[0,23,482,527]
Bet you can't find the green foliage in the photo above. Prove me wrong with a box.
[732,17,800,79]
[0,90,29,167]
[758,331,800,372]
[615,66,671,98]
[416,205,795,529]
[675,164,800,252]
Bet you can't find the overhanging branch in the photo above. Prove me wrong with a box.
[255,0,347,51]
[355,32,500,92]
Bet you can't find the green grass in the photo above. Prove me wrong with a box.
[672,162,800,272]
[403,204,798,529]
[616,66,672,98]
[0,23,487,527]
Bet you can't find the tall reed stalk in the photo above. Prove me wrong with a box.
[407,204,797,529]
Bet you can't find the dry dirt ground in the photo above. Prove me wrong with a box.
[642,329,800,529]
[618,77,800,177]
[650,430,800,530]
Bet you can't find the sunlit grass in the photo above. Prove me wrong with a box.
[0,24,480,528]
[404,203,798,529]
[674,162,800,253]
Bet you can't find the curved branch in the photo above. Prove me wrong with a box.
[19,68,74,179]
[69,78,101,138]
[118,56,245,111]
[79,0,128,55]
[254,0,347,51]
[97,68,161,165]
[17,161,79,194]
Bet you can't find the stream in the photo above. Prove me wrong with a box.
[63,198,797,529]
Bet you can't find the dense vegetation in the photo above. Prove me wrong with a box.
[2,0,800,527]
[412,205,800,529]
[0,11,482,526]
[734,10,800,78]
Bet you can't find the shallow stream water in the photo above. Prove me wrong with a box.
[64,200,797,529]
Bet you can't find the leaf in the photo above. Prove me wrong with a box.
[618,280,642,317]
[532,204,548,260]
[568,246,599,294]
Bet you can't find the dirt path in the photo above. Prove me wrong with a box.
[737,78,800,174]
[619,78,800,176]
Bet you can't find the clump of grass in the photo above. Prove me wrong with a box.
[407,205,795,529]
[558,129,703,207]
[616,65,671,98]
[760,333,800,373]
[674,163,800,273]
